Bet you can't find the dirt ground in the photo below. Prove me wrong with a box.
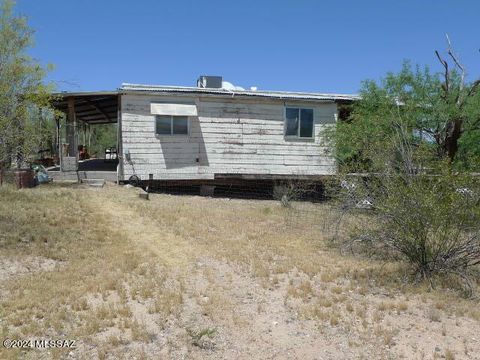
[0,183,479,359]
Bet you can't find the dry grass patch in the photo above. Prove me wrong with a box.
[286,279,314,300]
[0,184,187,358]
[373,325,397,347]
[199,286,234,321]
[148,286,184,317]
[1,184,479,359]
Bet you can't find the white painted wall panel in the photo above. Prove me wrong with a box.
[120,94,337,181]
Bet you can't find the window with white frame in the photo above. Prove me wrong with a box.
[155,115,189,135]
[285,107,314,138]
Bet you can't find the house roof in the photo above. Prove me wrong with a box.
[120,83,360,103]
[50,84,359,124]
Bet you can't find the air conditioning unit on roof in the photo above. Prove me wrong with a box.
[197,75,223,89]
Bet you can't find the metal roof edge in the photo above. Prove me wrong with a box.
[51,85,361,102]
[52,90,119,97]
[119,83,360,102]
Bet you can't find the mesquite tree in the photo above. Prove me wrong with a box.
[329,38,480,290]
[333,37,480,173]
[0,0,53,169]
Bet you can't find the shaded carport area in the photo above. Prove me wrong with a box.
[49,91,120,181]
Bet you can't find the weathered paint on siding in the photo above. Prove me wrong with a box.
[120,94,337,181]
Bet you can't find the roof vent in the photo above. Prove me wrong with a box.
[197,75,223,89]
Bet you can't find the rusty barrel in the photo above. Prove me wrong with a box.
[14,169,35,189]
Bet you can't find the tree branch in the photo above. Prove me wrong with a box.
[467,79,480,97]
[445,34,465,106]
[446,34,465,87]
[435,50,449,95]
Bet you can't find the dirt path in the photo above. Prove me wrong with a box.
[85,188,369,359]
[81,187,480,360]
[88,189,195,268]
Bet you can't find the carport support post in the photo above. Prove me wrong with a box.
[67,97,76,157]
[148,173,153,194]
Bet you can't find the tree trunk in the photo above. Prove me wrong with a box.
[443,119,462,163]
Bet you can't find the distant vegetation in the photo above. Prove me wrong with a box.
[0,0,118,167]
[87,124,117,158]
[0,0,54,169]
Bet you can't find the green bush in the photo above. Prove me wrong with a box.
[372,173,479,279]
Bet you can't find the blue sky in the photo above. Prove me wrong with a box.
[15,0,480,94]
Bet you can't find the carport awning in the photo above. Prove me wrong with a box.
[150,103,198,116]
[51,91,119,124]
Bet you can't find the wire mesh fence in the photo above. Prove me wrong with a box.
[139,177,347,242]
[0,169,347,241]
[144,179,329,201]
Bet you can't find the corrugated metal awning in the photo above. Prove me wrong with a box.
[150,103,198,116]
[51,92,119,124]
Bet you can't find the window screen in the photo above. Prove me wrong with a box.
[155,115,189,135]
[285,107,314,138]
[155,115,171,135]
[172,116,188,135]
[285,108,299,136]
[300,109,314,138]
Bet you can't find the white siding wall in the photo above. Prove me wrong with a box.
[121,94,337,180]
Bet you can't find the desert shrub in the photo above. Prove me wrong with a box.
[333,170,480,295]
[375,173,479,277]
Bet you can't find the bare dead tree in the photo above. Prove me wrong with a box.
[434,34,480,163]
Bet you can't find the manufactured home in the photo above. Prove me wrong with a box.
[51,76,358,192]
